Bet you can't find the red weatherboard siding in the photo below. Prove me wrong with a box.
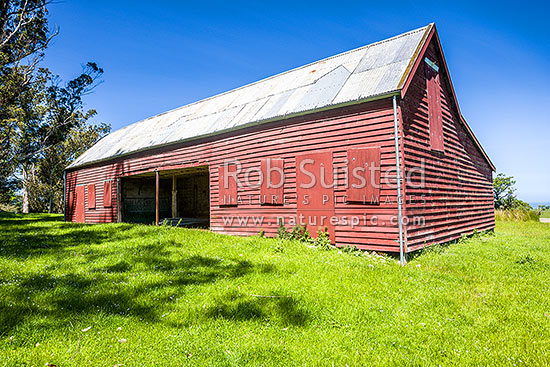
[66,173,118,223]
[66,33,495,253]
[66,100,403,251]
[400,39,495,251]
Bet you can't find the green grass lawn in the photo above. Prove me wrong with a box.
[0,214,549,366]
[540,210,550,219]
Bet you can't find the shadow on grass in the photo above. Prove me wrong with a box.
[0,254,273,334]
[0,220,137,258]
[0,212,63,224]
[0,214,312,334]
[205,291,309,326]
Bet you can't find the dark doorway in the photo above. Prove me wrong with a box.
[121,166,210,227]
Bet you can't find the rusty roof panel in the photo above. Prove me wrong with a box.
[292,65,351,112]
[69,25,430,168]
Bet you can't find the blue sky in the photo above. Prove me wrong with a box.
[44,1,549,203]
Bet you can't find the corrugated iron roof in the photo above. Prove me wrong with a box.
[69,24,431,168]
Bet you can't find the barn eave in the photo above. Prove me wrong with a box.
[65,89,401,171]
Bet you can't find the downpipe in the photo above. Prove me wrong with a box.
[392,96,405,266]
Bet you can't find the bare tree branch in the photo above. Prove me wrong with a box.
[0,0,30,49]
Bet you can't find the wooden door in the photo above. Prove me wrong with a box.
[75,185,85,223]
[296,151,335,242]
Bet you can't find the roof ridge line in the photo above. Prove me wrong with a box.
[116,24,431,129]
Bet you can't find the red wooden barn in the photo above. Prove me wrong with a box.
[65,24,495,256]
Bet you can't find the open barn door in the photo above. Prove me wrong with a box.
[121,166,209,227]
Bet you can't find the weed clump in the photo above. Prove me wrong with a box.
[277,223,310,242]
[276,223,335,251]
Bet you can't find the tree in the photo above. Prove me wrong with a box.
[1,0,55,142]
[0,1,109,213]
[493,173,531,210]
[12,63,107,213]
[30,120,110,213]
[0,0,54,207]
[493,173,516,209]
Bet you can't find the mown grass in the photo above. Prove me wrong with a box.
[0,213,549,366]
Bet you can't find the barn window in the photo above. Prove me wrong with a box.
[425,58,444,151]
[218,164,238,206]
[87,184,96,209]
[260,158,284,205]
[104,180,112,208]
[346,147,381,204]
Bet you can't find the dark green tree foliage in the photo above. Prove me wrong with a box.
[0,1,109,212]
[14,63,108,213]
[0,0,51,203]
[30,120,110,213]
